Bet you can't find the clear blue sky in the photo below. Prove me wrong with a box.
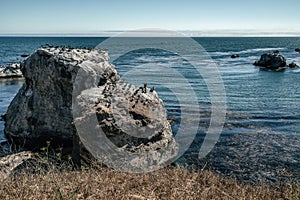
[1,0,300,35]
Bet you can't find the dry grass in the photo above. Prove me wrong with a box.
[0,162,299,200]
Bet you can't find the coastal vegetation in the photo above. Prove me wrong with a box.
[0,155,299,200]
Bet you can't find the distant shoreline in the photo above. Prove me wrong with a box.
[1,35,300,38]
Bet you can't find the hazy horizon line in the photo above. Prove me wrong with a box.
[1,29,300,37]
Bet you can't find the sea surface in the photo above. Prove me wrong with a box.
[1,37,300,182]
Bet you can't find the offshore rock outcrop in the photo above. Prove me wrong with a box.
[0,63,23,78]
[288,62,299,68]
[231,54,239,59]
[254,52,287,71]
[4,47,178,168]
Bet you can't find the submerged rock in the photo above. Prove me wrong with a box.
[288,62,299,68]
[295,48,300,53]
[0,63,23,78]
[0,113,6,121]
[4,47,178,168]
[231,54,239,59]
[21,54,29,58]
[253,52,287,71]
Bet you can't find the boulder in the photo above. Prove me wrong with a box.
[4,47,178,167]
[288,62,299,68]
[295,48,300,53]
[0,113,6,121]
[0,151,38,180]
[0,63,23,78]
[253,52,287,71]
[231,54,239,59]
[73,82,178,170]
[4,47,119,149]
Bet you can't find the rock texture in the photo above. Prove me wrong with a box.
[4,47,178,167]
[0,151,37,180]
[4,47,104,148]
[0,63,23,78]
[253,52,287,71]
[74,81,178,171]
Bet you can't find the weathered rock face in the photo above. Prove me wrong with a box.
[5,47,116,149]
[73,81,178,171]
[4,47,178,167]
[254,52,287,71]
[0,63,23,78]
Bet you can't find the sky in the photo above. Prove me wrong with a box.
[1,0,300,36]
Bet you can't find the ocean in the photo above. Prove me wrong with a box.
[0,37,300,182]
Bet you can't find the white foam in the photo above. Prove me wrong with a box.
[293,68,300,73]
[236,47,286,54]
[210,47,287,57]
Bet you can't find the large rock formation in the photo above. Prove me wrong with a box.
[253,52,287,71]
[73,81,178,171]
[4,47,104,148]
[4,47,178,168]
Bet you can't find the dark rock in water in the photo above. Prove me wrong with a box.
[45,44,54,48]
[4,47,178,168]
[253,52,287,71]
[273,50,280,54]
[231,54,239,59]
[20,54,29,58]
[0,63,23,78]
[1,113,6,121]
[295,48,300,53]
[288,62,299,68]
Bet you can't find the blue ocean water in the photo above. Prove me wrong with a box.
[0,36,300,144]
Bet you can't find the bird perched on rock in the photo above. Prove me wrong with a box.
[150,86,155,92]
[143,83,147,93]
